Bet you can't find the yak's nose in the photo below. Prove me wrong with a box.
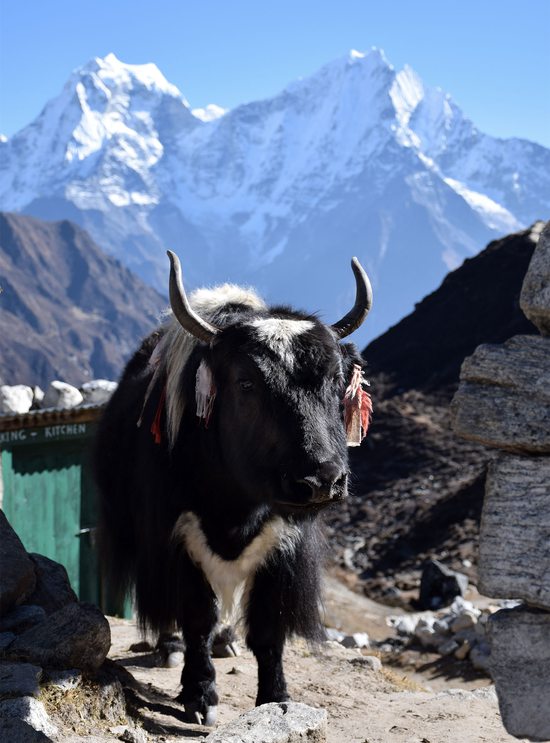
[297,461,347,503]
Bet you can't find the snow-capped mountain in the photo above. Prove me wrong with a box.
[1,50,548,344]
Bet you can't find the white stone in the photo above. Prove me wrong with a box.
[341,632,369,649]
[0,385,33,414]
[205,701,327,743]
[0,697,58,737]
[386,614,418,635]
[80,380,117,405]
[325,628,345,643]
[32,386,44,406]
[42,381,83,410]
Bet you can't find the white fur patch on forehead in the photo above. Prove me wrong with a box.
[248,318,315,367]
[190,284,267,315]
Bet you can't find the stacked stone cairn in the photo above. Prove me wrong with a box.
[451,220,550,741]
[0,511,126,740]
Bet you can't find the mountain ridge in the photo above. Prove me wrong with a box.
[0,211,165,387]
[1,49,548,345]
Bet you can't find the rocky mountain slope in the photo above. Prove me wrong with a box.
[1,50,548,345]
[328,224,542,603]
[0,212,165,388]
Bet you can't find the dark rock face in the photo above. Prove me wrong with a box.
[0,662,42,699]
[6,602,111,672]
[27,555,78,615]
[0,212,165,387]
[418,560,468,610]
[0,715,53,742]
[0,511,36,616]
[327,226,542,603]
[364,225,539,394]
[0,606,46,634]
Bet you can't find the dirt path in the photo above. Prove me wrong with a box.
[107,578,526,743]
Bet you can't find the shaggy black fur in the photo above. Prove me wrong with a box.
[94,300,364,723]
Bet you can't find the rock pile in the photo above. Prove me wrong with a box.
[451,220,550,741]
[0,510,119,740]
[0,379,117,415]
[385,595,510,672]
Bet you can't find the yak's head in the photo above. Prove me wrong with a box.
[167,251,372,515]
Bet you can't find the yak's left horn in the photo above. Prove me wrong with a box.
[331,257,373,339]
[167,251,219,344]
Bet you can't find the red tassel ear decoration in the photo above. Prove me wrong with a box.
[150,385,166,444]
[343,364,372,446]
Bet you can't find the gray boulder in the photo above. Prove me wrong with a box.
[479,454,550,609]
[0,717,53,742]
[489,606,550,741]
[419,559,468,610]
[520,220,550,336]
[0,511,36,616]
[42,381,83,410]
[0,633,15,651]
[0,605,46,634]
[27,553,78,614]
[80,379,117,405]
[0,662,42,699]
[205,702,327,743]
[0,696,58,738]
[6,602,111,672]
[451,335,550,454]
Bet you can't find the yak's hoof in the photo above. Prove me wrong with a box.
[164,651,184,668]
[182,701,218,726]
[212,625,240,658]
[212,641,240,658]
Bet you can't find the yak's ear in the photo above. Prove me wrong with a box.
[195,360,216,426]
[339,342,366,372]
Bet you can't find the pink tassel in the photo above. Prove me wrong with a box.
[343,364,372,446]
[196,360,216,427]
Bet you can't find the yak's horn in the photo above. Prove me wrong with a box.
[331,258,373,339]
[167,251,219,344]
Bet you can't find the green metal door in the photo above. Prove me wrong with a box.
[2,443,82,595]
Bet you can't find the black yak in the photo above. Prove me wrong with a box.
[94,251,372,724]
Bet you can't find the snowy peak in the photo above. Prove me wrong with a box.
[76,53,183,99]
[390,65,424,128]
[0,47,548,345]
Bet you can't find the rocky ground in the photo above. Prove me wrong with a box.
[98,577,527,743]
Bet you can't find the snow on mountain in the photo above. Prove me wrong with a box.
[1,49,548,344]
[192,104,227,122]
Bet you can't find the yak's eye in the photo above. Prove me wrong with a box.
[238,380,254,392]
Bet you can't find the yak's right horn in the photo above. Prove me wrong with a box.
[167,251,219,344]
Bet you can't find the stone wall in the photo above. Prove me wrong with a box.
[451,221,550,741]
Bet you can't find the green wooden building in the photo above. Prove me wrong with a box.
[0,405,130,616]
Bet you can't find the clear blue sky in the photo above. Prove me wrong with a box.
[1,0,549,146]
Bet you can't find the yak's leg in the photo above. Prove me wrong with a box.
[246,564,290,706]
[175,556,219,726]
[155,624,184,668]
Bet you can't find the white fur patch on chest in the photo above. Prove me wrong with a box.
[173,512,301,623]
[248,318,314,368]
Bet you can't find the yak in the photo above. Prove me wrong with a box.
[94,251,372,725]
